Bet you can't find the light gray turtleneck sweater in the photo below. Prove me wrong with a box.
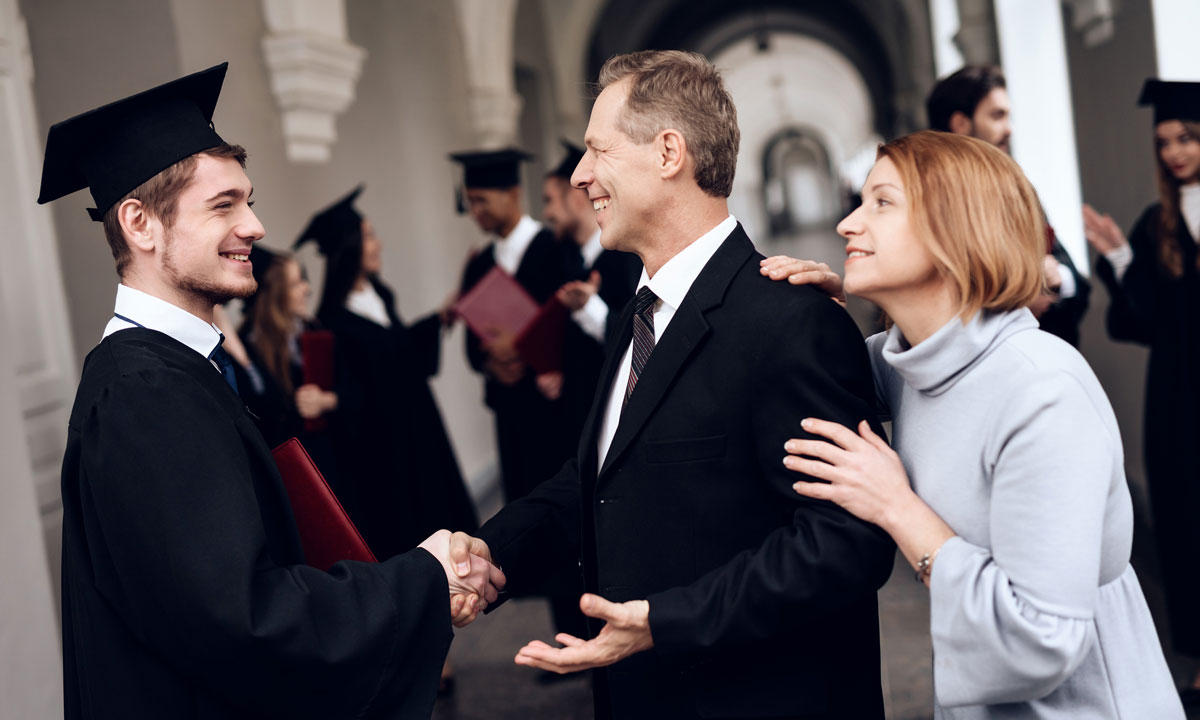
[867,308,1182,719]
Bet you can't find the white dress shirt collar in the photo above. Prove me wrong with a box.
[493,214,542,275]
[581,229,604,269]
[346,282,392,327]
[1180,183,1200,241]
[637,214,737,311]
[102,284,223,360]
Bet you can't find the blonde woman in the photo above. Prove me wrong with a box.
[762,130,1182,718]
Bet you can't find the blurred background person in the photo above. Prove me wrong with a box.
[230,245,354,516]
[298,186,478,562]
[453,149,573,502]
[926,65,1091,347]
[541,141,641,444]
[1084,78,1200,707]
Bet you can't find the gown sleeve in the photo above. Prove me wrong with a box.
[79,365,453,718]
[1095,207,1159,345]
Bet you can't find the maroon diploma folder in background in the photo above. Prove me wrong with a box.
[271,437,376,571]
[454,266,567,373]
[299,330,334,432]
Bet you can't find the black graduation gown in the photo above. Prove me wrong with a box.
[232,324,358,519]
[1095,204,1200,657]
[460,229,573,501]
[559,249,642,448]
[61,328,452,720]
[320,279,478,561]
[1039,231,1092,347]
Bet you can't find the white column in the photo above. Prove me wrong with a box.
[930,0,965,78]
[994,0,1088,273]
[0,0,69,714]
[1151,0,1200,80]
[260,0,366,163]
[453,0,522,148]
[537,0,604,142]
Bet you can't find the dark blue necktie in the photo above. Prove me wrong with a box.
[211,343,239,396]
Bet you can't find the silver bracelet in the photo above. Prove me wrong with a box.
[914,549,939,584]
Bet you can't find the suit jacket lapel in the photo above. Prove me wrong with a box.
[596,225,754,478]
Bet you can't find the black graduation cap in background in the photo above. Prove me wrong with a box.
[552,140,585,181]
[293,185,364,256]
[37,62,229,222]
[448,148,533,214]
[1138,79,1200,124]
[239,244,279,314]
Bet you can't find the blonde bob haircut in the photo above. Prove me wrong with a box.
[877,130,1044,319]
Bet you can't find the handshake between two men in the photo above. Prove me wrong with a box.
[418,530,655,675]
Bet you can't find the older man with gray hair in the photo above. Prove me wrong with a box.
[442,50,895,719]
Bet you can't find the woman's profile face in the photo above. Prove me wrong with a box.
[360,218,383,275]
[836,156,942,307]
[284,259,310,319]
[1156,120,1200,183]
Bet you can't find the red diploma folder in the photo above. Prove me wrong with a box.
[299,330,334,432]
[454,266,567,373]
[271,437,376,571]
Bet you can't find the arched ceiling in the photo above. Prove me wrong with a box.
[585,0,934,138]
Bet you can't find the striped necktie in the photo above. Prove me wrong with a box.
[623,286,658,410]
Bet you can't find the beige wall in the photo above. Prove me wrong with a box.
[1066,1,1158,511]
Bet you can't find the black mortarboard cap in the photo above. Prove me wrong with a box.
[37,63,229,222]
[552,140,585,181]
[449,148,533,189]
[1138,79,1200,124]
[293,185,364,256]
[249,244,279,286]
[239,244,279,313]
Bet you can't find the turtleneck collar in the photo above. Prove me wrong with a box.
[881,308,1039,396]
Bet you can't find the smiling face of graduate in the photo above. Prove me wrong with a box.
[154,154,263,309]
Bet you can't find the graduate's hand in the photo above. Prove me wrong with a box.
[419,530,505,608]
[295,385,337,418]
[784,418,910,528]
[1082,204,1127,254]
[556,271,601,311]
[1029,256,1061,318]
[759,255,847,306]
[515,594,653,674]
[536,372,563,400]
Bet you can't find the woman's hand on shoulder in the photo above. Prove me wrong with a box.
[759,256,846,306]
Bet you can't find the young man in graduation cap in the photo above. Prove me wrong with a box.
[40,62,502,720]
[452,148,575,503]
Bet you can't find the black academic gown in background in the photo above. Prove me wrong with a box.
[559,248,641,449]
[61,329,451,720]
[320,278,478,561]
[233,323,359,520]
[460,229,573,501]
[1096,204,1200,658]
[1039,230,1092,347]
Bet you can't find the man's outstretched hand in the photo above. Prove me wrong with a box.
[514,594,654,674]
[418,530,505,628]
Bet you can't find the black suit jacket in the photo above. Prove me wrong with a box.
[478,226,895,719]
